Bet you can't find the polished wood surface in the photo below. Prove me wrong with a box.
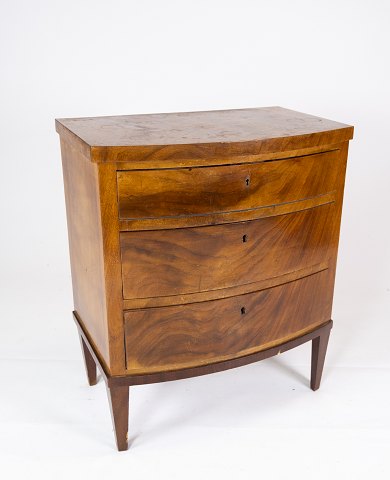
[106,385,129,451]
[60,139,110,366]
[75,311,333,388]
[124,270,332,373]
[311,327,332,391]
[79,334,97,386]
[117,149,341,229]
[60,140,125,375]
[96,163,126,375]
[121,203,336,300]
[57,107,352,450]
[119,192,336,232]
[56,107,353,163]
[122,263,328,309]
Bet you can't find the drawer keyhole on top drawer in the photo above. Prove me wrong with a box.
[241,307,246,315]
[245,177,250,186]
[242,234,248,243]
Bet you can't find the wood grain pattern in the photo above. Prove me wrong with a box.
[112,144,343,171]
[57,107,352,451]
[122,263,328,309]
[314,141,349,347]
[60,140,125,375]
[121,202,337,300]
[55,107,353,163]
[96,164,126,375]
[74,309,332,388]
[106,385,129,451]
[60,139,110,367]
[118,192,334,232]
[117,149,340,229]
[124,269,332,374]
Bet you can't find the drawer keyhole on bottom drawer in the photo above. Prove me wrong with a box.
[242,234,248,243]
[241,307,246,315]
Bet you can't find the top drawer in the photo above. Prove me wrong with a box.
[117,149,342,230]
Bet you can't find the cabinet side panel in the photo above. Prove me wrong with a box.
[60,139,110,366]
[326,141,349,314]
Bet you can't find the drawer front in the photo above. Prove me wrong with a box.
[120,202,336,300]
[124,270,332,373]
[117,150,341,229]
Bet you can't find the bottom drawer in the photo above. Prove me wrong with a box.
[124,270,332,374]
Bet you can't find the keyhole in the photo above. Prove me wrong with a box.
[245,177,250,186]
[241,307,246,315]
[243,234,248,243]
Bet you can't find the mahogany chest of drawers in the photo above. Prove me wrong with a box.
[56,107,353,450]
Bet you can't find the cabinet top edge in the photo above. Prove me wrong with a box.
[55,107,353,163]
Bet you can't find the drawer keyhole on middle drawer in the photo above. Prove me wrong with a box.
[241,307,246,315]
[242,234,248,243]
[245,177,250,186]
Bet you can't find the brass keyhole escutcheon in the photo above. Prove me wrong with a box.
[243,234,248,243]
[241,307,246,315]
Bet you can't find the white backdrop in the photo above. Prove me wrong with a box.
[1,0,389,478]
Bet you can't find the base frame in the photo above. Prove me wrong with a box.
[73,311,333,451]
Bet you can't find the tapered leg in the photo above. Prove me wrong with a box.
[106,384,129,451]
[79,335,97,386]
[310,327,331,391]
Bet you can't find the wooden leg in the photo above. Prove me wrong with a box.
[310,326,331,391]
[79,334,97,386]
[106,384,129,451]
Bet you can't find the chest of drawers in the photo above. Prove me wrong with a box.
[56,107,353,450]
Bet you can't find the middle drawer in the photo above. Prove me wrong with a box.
[120,202,336,300]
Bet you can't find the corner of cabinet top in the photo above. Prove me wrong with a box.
[55,107,353,166]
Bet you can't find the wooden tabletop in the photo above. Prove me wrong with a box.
[56,107,353,163]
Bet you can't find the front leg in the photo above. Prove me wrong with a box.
[106,384,129,451]
[310,324,331,391]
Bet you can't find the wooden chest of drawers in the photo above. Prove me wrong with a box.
[56,107,353,450]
